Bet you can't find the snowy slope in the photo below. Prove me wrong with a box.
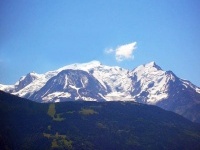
[30,69,107,102]
[128,62,169,104]
[0,61,200,105]
[0,84,14,93]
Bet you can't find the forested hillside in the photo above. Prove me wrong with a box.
[1,91,200,150]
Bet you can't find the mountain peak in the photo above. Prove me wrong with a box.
[58,60,102,72]
[72,60,102,67]
[144,61,162,70]
[145,61,156,66]
[132,61,162,73]
[28,72,39,77]
[88,60,102,65]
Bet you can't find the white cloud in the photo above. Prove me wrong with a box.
[104,48,114,54]
[115,42,137,62]
[105,42,137,62]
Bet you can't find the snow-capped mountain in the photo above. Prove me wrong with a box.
[1,60,200,122]
[30,69,107,102]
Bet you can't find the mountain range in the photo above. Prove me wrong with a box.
[1,61,200,122]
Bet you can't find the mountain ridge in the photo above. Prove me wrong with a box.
[1,60,200,123]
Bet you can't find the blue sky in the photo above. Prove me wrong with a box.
[0,0,200,86]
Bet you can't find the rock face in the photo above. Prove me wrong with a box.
[1,60,200,122]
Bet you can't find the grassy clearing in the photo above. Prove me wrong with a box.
[43,132,73,149]
[43,133,51,138]
[53,113,65,121]
[79,108,98,115]
[47,104,65,121]
[47,104,56,118]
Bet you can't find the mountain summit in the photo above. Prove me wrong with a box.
[1,61,200,122]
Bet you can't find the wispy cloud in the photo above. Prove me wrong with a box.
[104,48,114,54]
[105,42,137,62]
